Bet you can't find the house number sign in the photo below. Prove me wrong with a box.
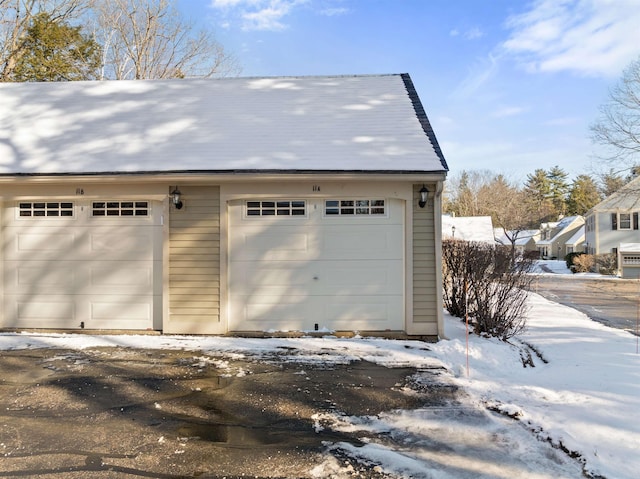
[313,185,321,192]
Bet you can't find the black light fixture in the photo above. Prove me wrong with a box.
[171,186,183,210]
[418,185,429,208]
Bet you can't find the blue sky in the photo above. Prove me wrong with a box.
[176,0,640,183]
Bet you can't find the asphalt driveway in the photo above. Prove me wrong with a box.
[531,275,640,334]
[0,347,444,478]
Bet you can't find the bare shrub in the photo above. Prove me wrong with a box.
[573,254,595,273]
[595,253,617,275]
[442,240,534,340]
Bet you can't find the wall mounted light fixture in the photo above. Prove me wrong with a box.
[171,186,183,210]
[418,185,429,208]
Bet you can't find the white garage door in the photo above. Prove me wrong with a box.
[2,200,162,330]
[228,198,404,332]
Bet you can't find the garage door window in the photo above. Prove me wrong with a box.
[92,201,149,217]
[325,199,385,216]
[19,202,73,217]
[246,200,306,217]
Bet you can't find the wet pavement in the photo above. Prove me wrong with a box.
[531,275,640,334]
[0,347,438,478]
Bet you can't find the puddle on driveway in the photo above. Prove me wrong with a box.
[176,423,284,445]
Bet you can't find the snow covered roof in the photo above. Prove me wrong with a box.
[0,74,448,176]
[565,225,585,246]
[494,229,539,246]
[619,243,640,253]
[538,216,584,244]
[588,175,640,212]
[442,215,494,243]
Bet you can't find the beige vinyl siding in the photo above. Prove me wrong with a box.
[168,186,221,333]
[412,184,438,335]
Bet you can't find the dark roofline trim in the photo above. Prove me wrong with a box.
[400,73,449,172]
[0,169,448,178]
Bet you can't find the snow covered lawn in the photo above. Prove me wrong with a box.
[0,292,637,478]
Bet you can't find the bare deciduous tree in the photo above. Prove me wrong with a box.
[591,55,640,167]
[92,0,238,80]
[1,0,89,80]
[443,169,496,217]
[478,175,538,264]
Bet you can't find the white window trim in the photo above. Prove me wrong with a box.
[17,201,74,219]
[244,200,307,218]
[323,198,387,217]
[91,200,150,217]
[618,212,632,230]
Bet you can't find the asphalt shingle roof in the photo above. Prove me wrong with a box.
[0,74,448,175]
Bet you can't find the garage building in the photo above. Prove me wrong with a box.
[0,74,448,338]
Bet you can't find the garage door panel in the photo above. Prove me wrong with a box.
[242,297,313,324]
[231,261,315,295]
[89,230,156,259]
[232,229,315,261]
[16,300,76,321]
[89,262,153,293]
[5,261,76,294]
[323,296,403,327]
[90,299,151,321]
[320,228,403,260]
[320,261,403,295]
[4,231,77,260]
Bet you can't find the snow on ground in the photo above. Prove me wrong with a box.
[532,259,574,274]
[0,286,638,477]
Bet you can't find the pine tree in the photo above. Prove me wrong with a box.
[598,169,628,197]
[523,168,555,222]
[11,12,101,81]
[547,165,570,216]
[566,175,602,215]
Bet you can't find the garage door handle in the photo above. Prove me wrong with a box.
[313,276,319,280]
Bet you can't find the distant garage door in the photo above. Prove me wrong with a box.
[228,198,404,332]
[2,200,162,330]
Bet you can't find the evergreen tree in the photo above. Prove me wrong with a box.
[566,175,602,215]
[11,12,101,81]
[547,165,570,216]
[598,169,628,197]
[523,168,555,222]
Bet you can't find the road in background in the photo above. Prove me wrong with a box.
[531,275,640,335]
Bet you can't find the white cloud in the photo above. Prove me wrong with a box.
[502,0,640,77]
[450,27,483,40]
[464,27,484,40]
[453,53,499,98]
[320,7,349,16]
[209,0,316,31]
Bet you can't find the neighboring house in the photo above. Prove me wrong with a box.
[441,216,494,243]
[536,216,585,259]
[0,74,448,338]
[584,176,640,256]
[585,176,640,277]
[494,229,540,254]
